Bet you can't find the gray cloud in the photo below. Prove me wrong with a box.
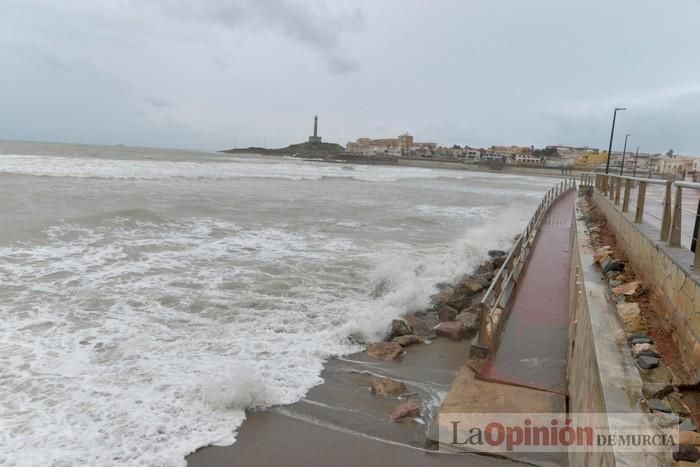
[157,0,365,73]
[2,0,700,153]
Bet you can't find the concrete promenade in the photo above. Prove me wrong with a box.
[432,190,577,465]
[476,190,576,394]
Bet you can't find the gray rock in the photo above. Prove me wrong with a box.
[461,302,487,315]
[434,321,467,341]
[476,258,494,274]
[674,444,700,462]
[488,250,506,258]
[404,313,438,339]
[648,398,672,413]
[367,342,404,361]
[637,355,660,370]
[636,349,660,359]
[455,311,480,336]
[392,335,423,347]
[628,334,653,345]
[492,256,507,268]
[429,289,452,307]
[603,260,625,274]
[388,319,413,339]
[370,377,407,396]
[642,382,674,400]
[437,305,458,322]
[446,278,484,310]
[389,401,421,422]
[605,271,619,281]
[680,418,698,432]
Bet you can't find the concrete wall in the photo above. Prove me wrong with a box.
[592,191,700,375]
[568,211,615,467]
[568,203,671,466]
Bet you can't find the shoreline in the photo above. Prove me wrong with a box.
[186,255,511,466]
[221,150,579,180]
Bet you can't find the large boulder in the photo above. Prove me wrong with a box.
[602,260,625,274]
[461,302,487,315]
[404,313,438,338]
[488,250,507,258]
[388,319,413,339]
[476,258,495,274]
[641,382,674,400]
[429,288,452,307]
[674,444,700,462]
[446,278,484,310]
[617,303,645,333]
[367,342,403,361]
[612,281,643,297]
[389,401,421,422]
[492,255,507,268]
[593,246,613,264]
[370,377,406,396]
[637,355,660,370]
[392,334,423,347]
[434,321,467,341]
[679,431,700,446]
[437,305,458,322]
[632,343,658,357]
[455,311,480,336]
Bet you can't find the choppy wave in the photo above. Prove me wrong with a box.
[0,148,550,465]
[0,202,527,466]
[0,154,479,183]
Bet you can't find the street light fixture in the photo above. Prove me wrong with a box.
[620,133,631,176]
[605,107,626,174]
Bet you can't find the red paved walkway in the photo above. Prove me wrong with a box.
[477,190,576,394]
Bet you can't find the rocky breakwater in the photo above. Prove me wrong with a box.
[363,249,508,424]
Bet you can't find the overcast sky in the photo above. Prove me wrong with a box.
[2,0,700,154]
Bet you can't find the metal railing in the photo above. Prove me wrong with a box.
[580,173,700,269]
[471,177,577,358]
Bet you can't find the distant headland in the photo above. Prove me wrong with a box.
[221,115,345,158]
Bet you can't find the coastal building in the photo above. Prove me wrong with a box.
[512,153,544,165]
[346,134,436,157]
[464,148,481,162]
[654,156,695,176]
[573,151,607,168]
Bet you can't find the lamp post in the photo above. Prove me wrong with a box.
[632,146,640,178]
[605,107,626,174]
[619,133,631,176]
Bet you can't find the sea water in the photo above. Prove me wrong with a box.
[0,141,555,466]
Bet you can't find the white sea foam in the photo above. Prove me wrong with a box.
[0,154,553,186]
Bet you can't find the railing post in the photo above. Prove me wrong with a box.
[635,181,646,223]
[477,303,489,349]
[622,178,631,212]
[669,185,682,247]
[614,177,622,205]
[661,181,673,241]
[609,176,615,199]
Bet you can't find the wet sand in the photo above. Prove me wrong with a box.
[187,339,526,466]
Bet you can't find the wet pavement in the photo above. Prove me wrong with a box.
[477,190,576,394]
